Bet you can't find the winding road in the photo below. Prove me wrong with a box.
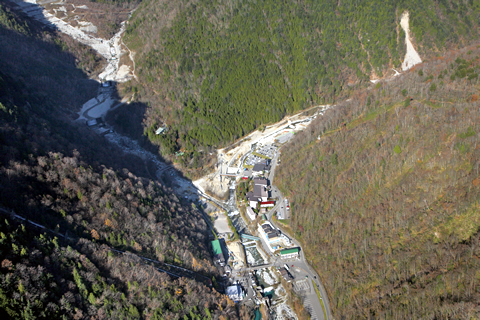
[226,137,332,319]
[9,1,333,316]
[267,151,332,320]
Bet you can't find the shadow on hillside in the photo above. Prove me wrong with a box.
[5,0,199,200]
[0,7,169,177]
[0,1,221,287]
[104,96,197,193]
[2,0,211,248]
[5,0,58,31]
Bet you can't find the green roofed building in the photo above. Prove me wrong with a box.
[254,309,262,320]
[280,247,299,259]
[211,240,225,266]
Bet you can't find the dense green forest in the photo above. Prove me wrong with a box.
[276,45,480,319]
[123,0,480,172]
[0,5,242,318]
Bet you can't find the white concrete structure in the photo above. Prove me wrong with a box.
[226,167,239,174]
[258,222,283,252]
[258,222,292,253]
[280,247,299,259]
[246,207,256,221]
[248,198,259,208]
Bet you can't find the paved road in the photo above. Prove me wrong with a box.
[231,142,331,319]
[267,150,332,320]
[210,115,333,319]
[268,152,290,219]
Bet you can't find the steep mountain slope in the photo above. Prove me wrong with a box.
[0,217,234,319]
[122,0,480,173]
[276,45,480,319]
[0,6,238,319]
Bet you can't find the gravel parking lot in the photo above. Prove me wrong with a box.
[213,213,232,234]
[293,279,310,292]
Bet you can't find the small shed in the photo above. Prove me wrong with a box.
[86,119,98,127]
[155,126,167,135]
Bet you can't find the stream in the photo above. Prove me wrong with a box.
[12,0,209,202]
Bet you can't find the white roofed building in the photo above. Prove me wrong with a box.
[246,207,256,221]
[226,285,244,302]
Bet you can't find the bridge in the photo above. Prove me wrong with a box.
[240,233,260,241]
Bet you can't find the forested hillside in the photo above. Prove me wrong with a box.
[0,217,235,319]
[276,45,480,319]
[123,0,480,172]
[0,5,239,318]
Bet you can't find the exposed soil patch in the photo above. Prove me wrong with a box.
[400,11,422,71]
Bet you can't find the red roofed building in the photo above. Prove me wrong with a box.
[260,201,275,208]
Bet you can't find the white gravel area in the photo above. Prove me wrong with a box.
[258,268,278,286]
[87,97,115,118]
[246,250,255,265]
[77,97,99,120]
[275,284,286,297]
[213,213,231,234]
[274,303,298,320]
[13,0,134,83]
[401,11,422,71]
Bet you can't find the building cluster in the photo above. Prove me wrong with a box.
[245,178,275,221]
[244,144,277,177]
[212,141,302,306]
